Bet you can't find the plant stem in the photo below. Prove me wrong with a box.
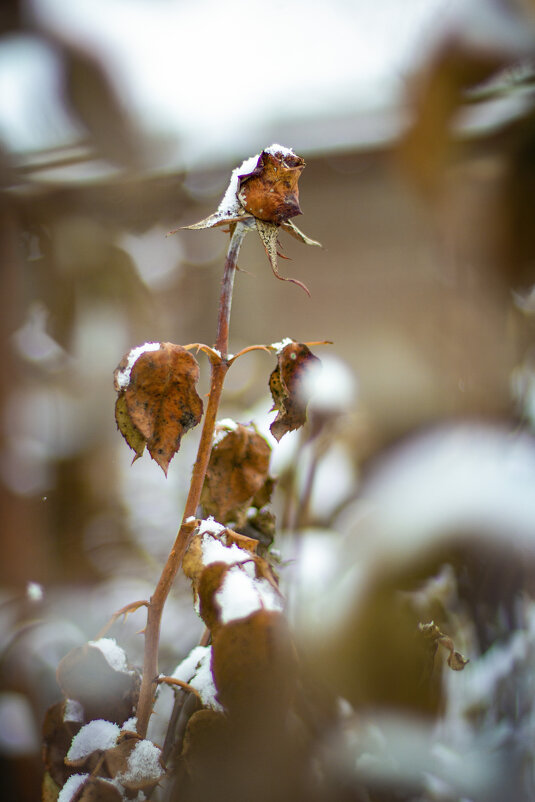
[136,223,247,739]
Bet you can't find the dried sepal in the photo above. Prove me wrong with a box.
[418,621,469,671]
[256,219,310,295]
[114,342,203,475]
[281,218,322,247]
[178,211,250,233]
[269,341,321,441]
[201,422,272,525]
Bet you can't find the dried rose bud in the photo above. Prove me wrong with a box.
[175,144,321,294]
[237,150,304,225]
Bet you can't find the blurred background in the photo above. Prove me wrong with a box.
[2,0,535,799]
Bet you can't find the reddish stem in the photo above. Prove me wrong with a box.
[135,224,247,738]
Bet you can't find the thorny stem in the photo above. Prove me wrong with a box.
[136,223,248,739]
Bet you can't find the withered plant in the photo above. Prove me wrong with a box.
[42,145,332,802]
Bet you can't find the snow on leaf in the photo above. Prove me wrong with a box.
[88,638,130,674]
[114,342,203,475]
[57,773,89,802]
[269,341,321,441]
[66,719,120,763]
[105,737,164,792]
[56,643,137,725]
[114,342,160,391]
[172,645,222,711]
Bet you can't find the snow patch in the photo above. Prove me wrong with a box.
[58,773,89,802]
[115,342,160,390]
[88,637,130,674]
[172,645,222,711]
[63,698,84,724]
[270,337,294,352]
[26,581,43,601]
[67,719,120,762]
[115,739,164,786]
[201,533,251,567]
[198,516,226,536]
[217,153,260,217]
[264,143,296,159]
[215,564,283,625]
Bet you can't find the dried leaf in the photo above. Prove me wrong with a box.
[42,701,83,788]
[269,342,321,441]
[41,771,61,802]
[114,394,145,461]
[56,644,138,725]
[77,778,122,801]
[201,423,272,524]
[115,342,203,475]
[211,609,297,722]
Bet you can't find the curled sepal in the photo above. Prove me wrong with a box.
[256,219,310,296]
[418,621,469,672]
[281,218,322,247]
[114,342,203,475]
[269,341,321,441]
[172,211,250,234]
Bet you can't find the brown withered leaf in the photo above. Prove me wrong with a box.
[197,562,232,633]
[56,644,138,725]
[115,342,203,475]
[42,771,61,802]
[42,701,82,788]
[269,341,321,441]
[115,393,145,461]
[211,609,297,723]
[238,150,304,225]
[76,778,122,801]
[201,423,272,525]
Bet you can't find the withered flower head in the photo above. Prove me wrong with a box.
[175,144,321,294]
